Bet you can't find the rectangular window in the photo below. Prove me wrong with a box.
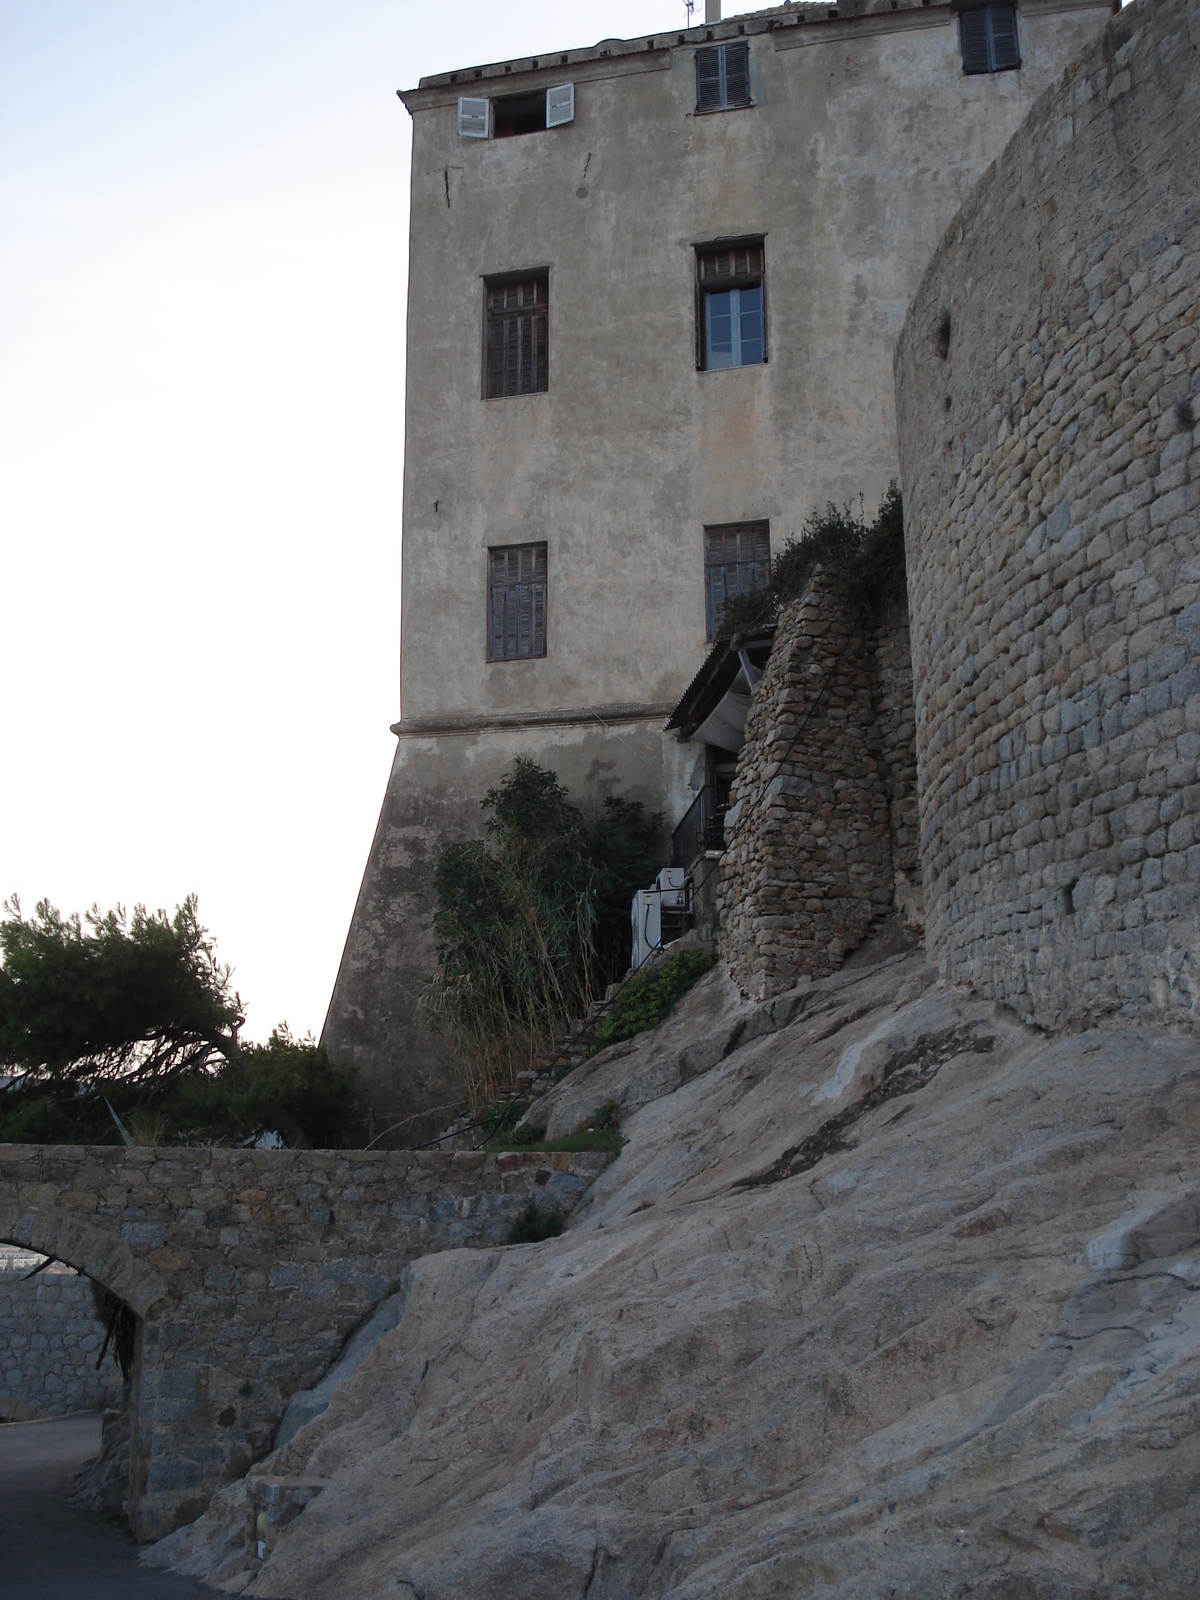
[697,242,766,371]
[493,91,546,138]
[960,6,1020,74]
[488,543,547,661]
[695,42,751,112]
[704,523,770,641]
[486,276,549,399]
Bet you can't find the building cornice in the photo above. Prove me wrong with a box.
[397,0,1109,112]
[399,1,942,110]
[391,702,677,739]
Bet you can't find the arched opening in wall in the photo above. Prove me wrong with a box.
[0,1240,141,1518]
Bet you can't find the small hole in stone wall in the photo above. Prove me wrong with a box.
[935,310,952,360]
[1177,395,1196,430]
[943,395,952,413]
[1062,881,1078,916]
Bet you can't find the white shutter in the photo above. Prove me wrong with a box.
[545,83,575,127]
[457,96,490,138]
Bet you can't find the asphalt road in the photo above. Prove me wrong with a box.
[0,1414,216,1598]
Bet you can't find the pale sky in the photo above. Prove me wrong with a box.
[1,0,749,1041]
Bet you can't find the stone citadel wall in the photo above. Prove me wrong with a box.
[0,1143,609,1539]
[894,0,1200,1026]
[0,1248,123,1419]
[719,573,921,998]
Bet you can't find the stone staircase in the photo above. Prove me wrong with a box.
[431,985,624,1150]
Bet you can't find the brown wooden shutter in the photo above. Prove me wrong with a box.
[698,244,763,287]
[486,277,549,399]
[488,543,548,659]
[704,523,770,640]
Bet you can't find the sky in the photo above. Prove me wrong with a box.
[0,0,752,1041]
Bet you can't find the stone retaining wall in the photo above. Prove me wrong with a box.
[0,1248,123,1418]
[719,572,920,998]
[0,1143,610,1539]
[894,0,1200,1026]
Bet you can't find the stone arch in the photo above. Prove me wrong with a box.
[0,1201,168,1318]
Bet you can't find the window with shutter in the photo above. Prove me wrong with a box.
[696,242,767,371]
[488,543,548,661]
[695,42,752,113]
[457,97,490,138]
[546,83,575,127]
[704,524,770,641]
[485,275,549,399]
[960,5,1021,73]
[493,90,547,138]
[988,6,1021,69]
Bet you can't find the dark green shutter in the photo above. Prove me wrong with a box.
[696,47,723,112]
[722,43,750,107]
[989,7,1020,70]
[960,9,990,74]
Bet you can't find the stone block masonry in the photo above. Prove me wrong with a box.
[0,1248,124,1418]
[0,1143,610,1540]
[719,571,920,999]
[895,0,1200,1027]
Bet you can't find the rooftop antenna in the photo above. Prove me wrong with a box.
[684,0,696,22]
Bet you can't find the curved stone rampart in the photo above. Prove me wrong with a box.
[895,0,1200,1026]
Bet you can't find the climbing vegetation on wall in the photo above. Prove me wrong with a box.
[420,758,663,1102]
[717,481,905,637]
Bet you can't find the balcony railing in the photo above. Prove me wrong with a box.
[672,779,733,867]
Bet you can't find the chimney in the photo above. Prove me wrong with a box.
[705,0,721,21]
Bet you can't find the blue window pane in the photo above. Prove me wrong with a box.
[738,285,763,365]
[706,290,735,369]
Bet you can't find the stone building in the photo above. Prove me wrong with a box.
[895,0,1200,1027]
[324,0,1112,1124]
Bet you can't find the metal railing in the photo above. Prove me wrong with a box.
[672,779,733,867]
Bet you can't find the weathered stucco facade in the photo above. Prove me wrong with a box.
[326,0,1111,1119]
[895,0,1200,1027]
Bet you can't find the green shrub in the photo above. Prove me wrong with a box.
[153,1027,362,1148]
[0,892,364,1146]
[716,482,904,638]
[589,948,713,1054]
[478,1100,530,1143]
[506,1198,564,1244]
[420,759,663,1103]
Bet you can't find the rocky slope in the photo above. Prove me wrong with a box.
[150,950,1200,1596]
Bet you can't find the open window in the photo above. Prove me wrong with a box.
[459,85,575,140]
[493,91,546,138]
